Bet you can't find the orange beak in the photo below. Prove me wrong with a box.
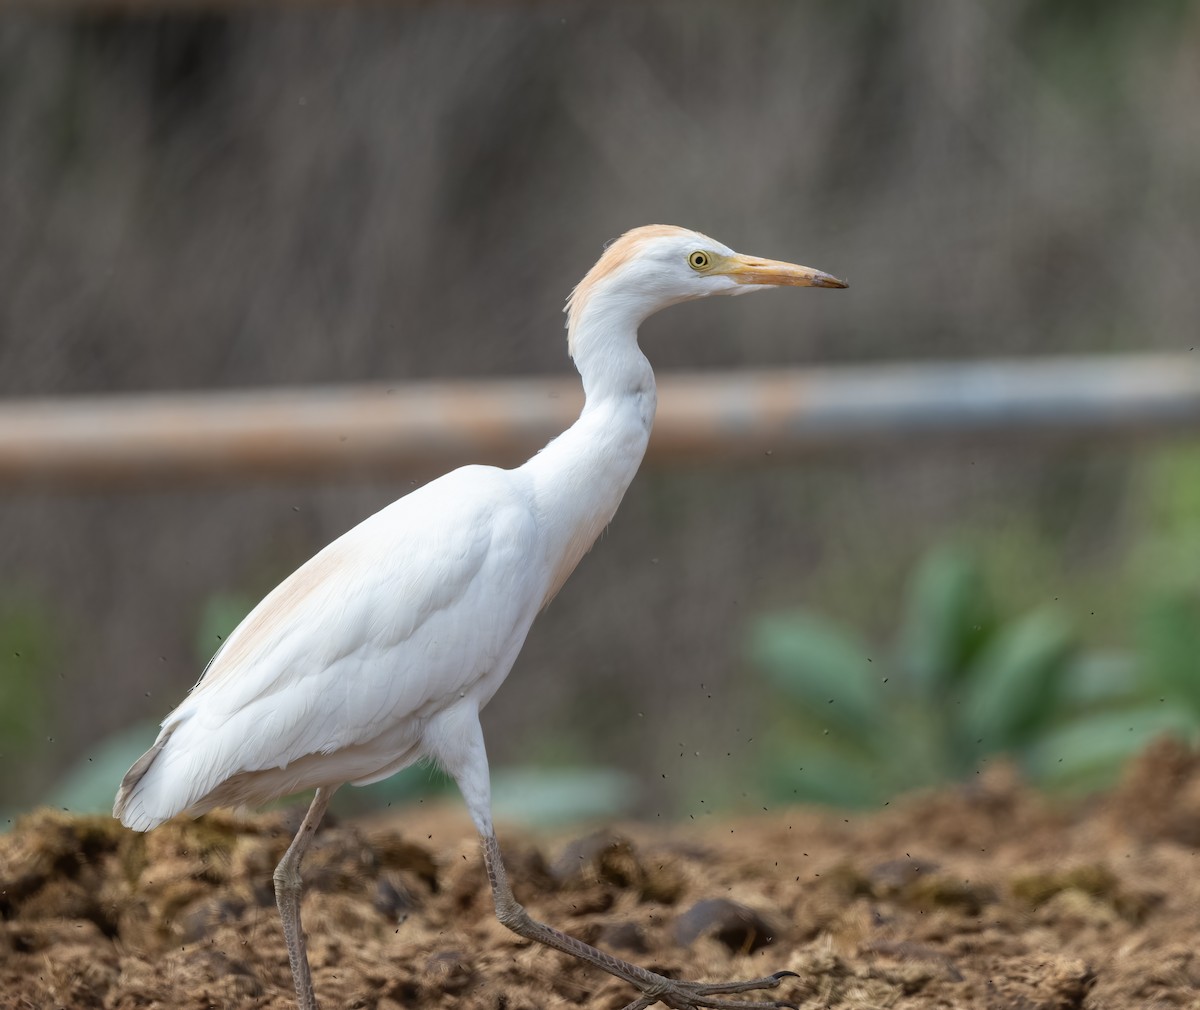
[719,253,848,289]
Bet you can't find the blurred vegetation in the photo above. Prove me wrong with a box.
[2,1,1200,820]
[749,443,1200,808]
[0,599,57,812]
[749,545,1200,808]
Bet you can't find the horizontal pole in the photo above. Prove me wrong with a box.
[1,354,1198,490]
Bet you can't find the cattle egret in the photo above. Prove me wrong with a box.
[114,225,847,1010]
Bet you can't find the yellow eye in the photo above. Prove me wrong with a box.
[688,250,711,271]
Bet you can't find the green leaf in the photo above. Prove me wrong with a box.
[899,546,992,699]
[1138,592,1200,718]
[1144,444,1200,538]
[1024,705,1197,791]
[1059,651,1141,709]
[0,603,56,753]
[763,736,886,809]
[960,608,1077,754]
[749,614,882,738]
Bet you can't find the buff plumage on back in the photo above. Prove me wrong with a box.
[564,225,707,355]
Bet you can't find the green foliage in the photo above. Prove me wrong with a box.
[1024,704,1194,795]
[900,545,994,699]
[1021,0,1195,106]
[1136,445,1200,595]
[748,545,1197,808]
[960,611,1075,755]
[0,602,56,755]
[45,722,160,815]
[34,591,256,817]
[491,766,636,827]
[750,615,882,737]
[0,598,59,795]
[1139,592,1200,715]
[0,597,62,818]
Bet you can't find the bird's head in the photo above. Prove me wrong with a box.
[565,224,846,353]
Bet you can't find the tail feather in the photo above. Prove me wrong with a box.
[112,725,177,831]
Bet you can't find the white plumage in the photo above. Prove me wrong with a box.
[119,467,540,827]
[114,224,845,1010]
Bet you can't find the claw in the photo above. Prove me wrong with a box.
[770,971,800,980]
[774,1002,800,1010]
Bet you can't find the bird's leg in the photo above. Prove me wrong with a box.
[482,833,797,1010]
[439,708,794,1010]
[273,785,338,1010]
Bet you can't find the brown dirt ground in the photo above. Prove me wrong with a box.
[4,740,1200,1010]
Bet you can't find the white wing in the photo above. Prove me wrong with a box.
[116,465,542,829]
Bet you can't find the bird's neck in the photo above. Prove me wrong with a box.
[520,298,658,604]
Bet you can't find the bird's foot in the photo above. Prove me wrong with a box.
[621,969,800,1010]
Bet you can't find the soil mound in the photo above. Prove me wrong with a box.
[3,740,1199,1009]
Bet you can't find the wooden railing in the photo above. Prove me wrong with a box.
[1,355,1198,490]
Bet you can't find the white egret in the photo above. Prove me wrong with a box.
[114,225,846,1010]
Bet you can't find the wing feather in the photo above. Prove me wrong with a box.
[116,466,543,829]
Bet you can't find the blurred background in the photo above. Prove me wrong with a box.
[2,0,1199,827]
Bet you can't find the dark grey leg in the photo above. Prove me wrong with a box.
[273,786,337,1010]
[481,833,797,1010]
